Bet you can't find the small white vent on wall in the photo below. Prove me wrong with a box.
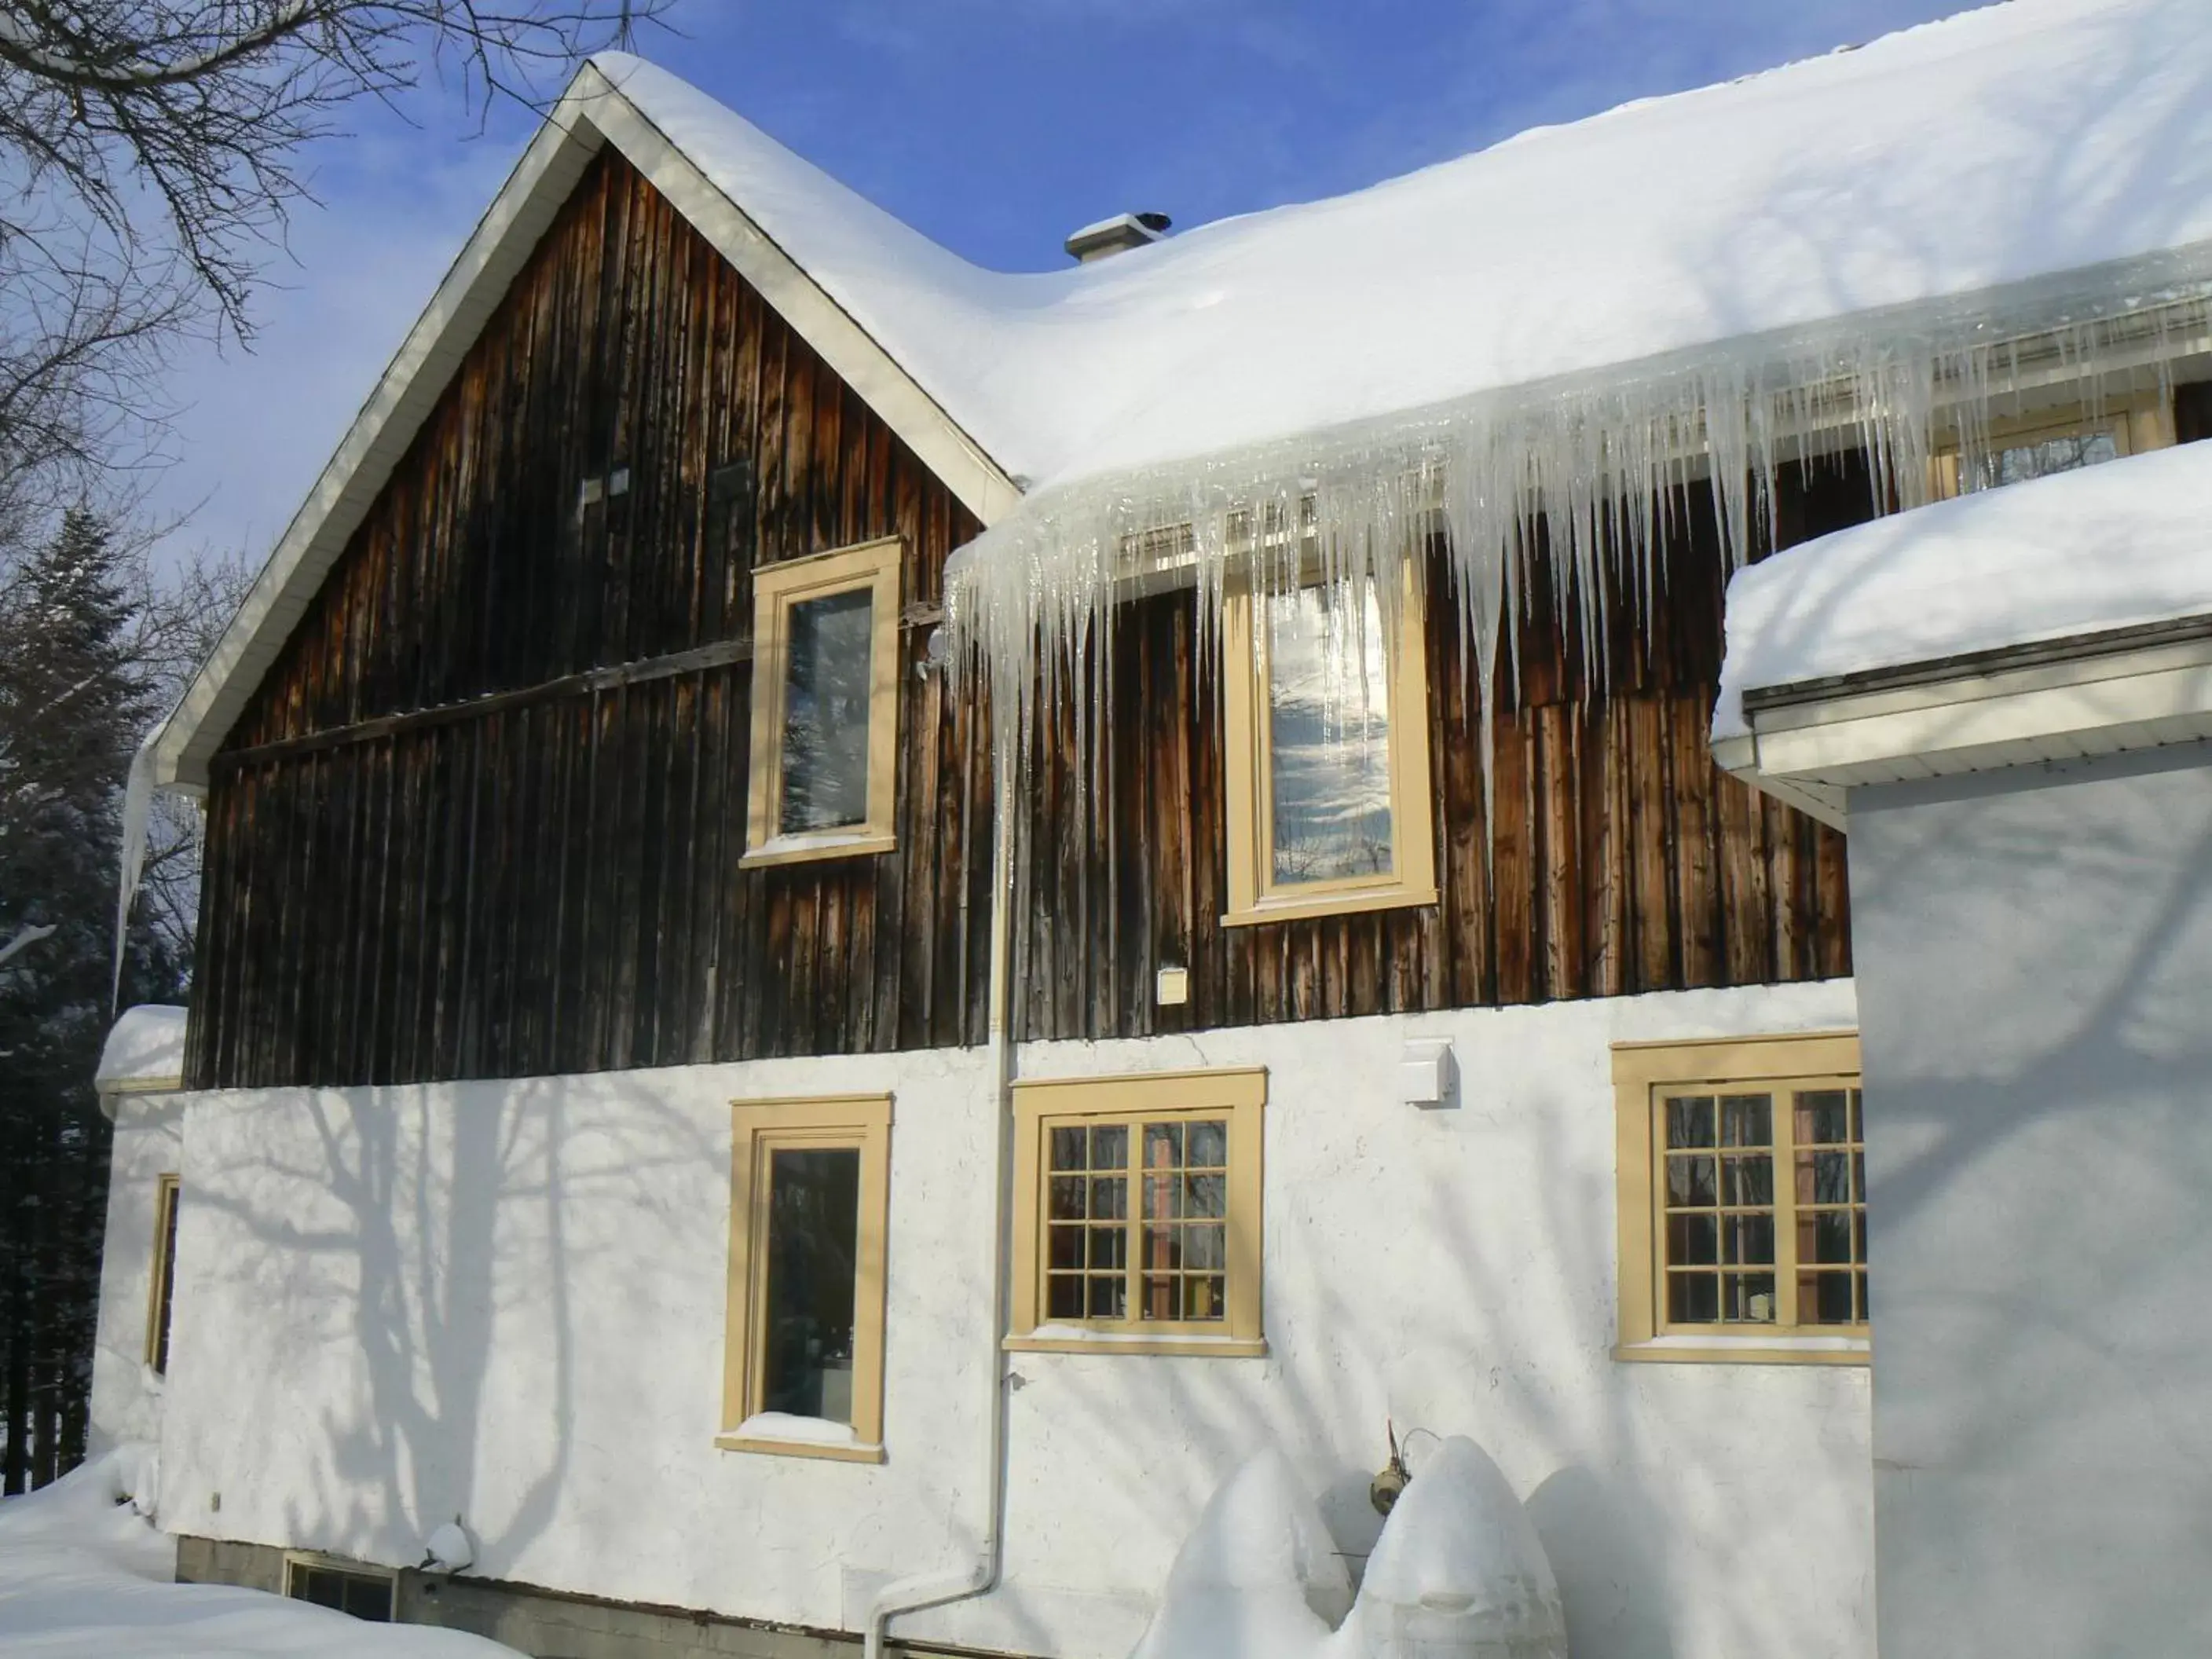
[1400,1038,1456,1109]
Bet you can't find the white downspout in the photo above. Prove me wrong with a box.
[862,765,1017,1659]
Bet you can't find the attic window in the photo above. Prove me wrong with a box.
[1221,562,1437,927]
[1935,394,2175,499]
[742,537,903,867]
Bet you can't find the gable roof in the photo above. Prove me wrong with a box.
[609,0,2212,499]
[155,0,2212,789]
[151,59,1021,793]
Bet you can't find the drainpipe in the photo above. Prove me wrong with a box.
[862,767,1018,1659]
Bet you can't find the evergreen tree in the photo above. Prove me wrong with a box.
[0,509,183,1492]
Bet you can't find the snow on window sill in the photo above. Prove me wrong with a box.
[1613,1333,1870,1368]
[715,1413,885,1463]
[738,829,897,870]
[1005,1325,1268,1360]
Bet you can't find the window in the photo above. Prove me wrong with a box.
[742,536,903,867]
[719,1095,892,1461]
[1222,561,1435,926]
[284,1555,395,1621]
[144,1174,180,1375]
[1009,1068,1266,1357]
[1613,1033,1867,1364]
[1932,395,2174,498]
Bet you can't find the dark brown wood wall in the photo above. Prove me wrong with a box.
[1008,468,1860,1042]
[185,149,994,1090]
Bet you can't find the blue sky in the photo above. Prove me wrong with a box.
[150,0,1972,568]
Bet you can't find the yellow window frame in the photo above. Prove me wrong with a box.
[1009,1068,1267,1357]
[718,1094,892,1462]
[144,1173,180,1375]
[1613,1032,1868,1366]
[1221,556,1436,927]
[1930,392,2174,500]
[742,535,903,868]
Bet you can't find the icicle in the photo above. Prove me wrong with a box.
[112,723,160,1010]
[945,268,2212,856]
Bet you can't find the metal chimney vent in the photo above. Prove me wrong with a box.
[1065,211,1171,263]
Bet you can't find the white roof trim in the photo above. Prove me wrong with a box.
[1715,616,2212,830]
[152,62,1019,793]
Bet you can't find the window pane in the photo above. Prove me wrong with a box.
[1797,1150,1852,1207]
[1091,1124,1128,1170]
[1048,1225,1083,1269]
[778,587,874,834]
[1182,1276,1226,1320]
[152,1183,179,1376]
[1668,1273,1719,1323]
[1048,1176,1086,1221]
[1800,1271,1857,1325]
[1088,1225,1127,1270]
[1049,1126,1087,1170]
[1185,1223,1225,1269]
[1795,1090,1852,1146]
[1962,427,2119,493]
[1724,1273,1777,1324]
[1090,1175,1127,1221]
[1144,1122,1184,1169]
[1800,1210,1856,1266]
[1266,581,1393,885]
[1720,1093,1771,1148]
[760,1148,861,1425]
[1047,1276,1085,1320]
[1723,1155,1773,1207]
[1723,1214,1774,1266]
[1666,1096,1716,1149]
[1666,1155,1716,1207]
[342,1577,394,1622]
[1668,1213,1718,1266]
[1088,1276,1126,1318]
[1185,1174,1227,1218]
[1187,1121,1229,1168]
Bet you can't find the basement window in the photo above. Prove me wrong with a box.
[742,536,903,867]
[1007,1068,1267,1357]
[718,1095,892,1462]
[144,1174,180,1376]
[1613,1033,1869,1365]
[1221,563,1435,927]
[284,1555,396,1621]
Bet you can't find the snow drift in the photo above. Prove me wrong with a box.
[1128,1437,1565,1659]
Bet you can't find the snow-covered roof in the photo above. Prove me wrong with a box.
[1713,441,2212,825]
[146,0,2212,798]
[1717,441,2212,738]
[94,1005,188,1096]
[602,0,2212,496]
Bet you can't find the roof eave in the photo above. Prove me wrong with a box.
[155,61,1020,793]
[1716,612,2212,831]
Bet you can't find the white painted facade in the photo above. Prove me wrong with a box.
[1848,743,2212,1657]
[97,980,1871,1659]
[89,1096,185,1457]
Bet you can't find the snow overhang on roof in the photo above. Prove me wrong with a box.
[147,0,2212,794]
[95,1005,189,1102]
[1713,441,2212,829]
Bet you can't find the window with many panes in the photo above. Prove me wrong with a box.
[1221,558,1435,928]
[742,537,902,867]
[720,1095,892,1460]
[1613,1033,1868,1363]
[1010,1068,1266,1356]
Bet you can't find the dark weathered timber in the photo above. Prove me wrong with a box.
[184,150,992,1090]
[1007,470,1859,1044]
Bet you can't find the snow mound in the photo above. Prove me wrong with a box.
[94,1005,188,1094]
[1130,1448,1352,1659]
[1129,1438,1564,1659]
[1335,1438,1566,1659]
[0,1447,520,1657]
[1716,438,2212,737]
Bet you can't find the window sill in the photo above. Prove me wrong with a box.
[1613,1333,1870,1368]
[1005,1331,1268,1359]
[1221,885,1437,929]
[713,1432,887,1463]
[739,830,897,870]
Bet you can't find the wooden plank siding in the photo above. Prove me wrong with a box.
[1006,467,1861,1044]
[184,150,994,1089]
[185,148,1862,1090]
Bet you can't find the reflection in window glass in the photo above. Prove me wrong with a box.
[1961,428,2119,493]
[780,588,874,834]
[760,1148,862,1423]
[1266,582,1393,886]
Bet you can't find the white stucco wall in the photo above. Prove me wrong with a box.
[1849,742,2212,1657]
[150,981,1870,1659]
[89,1093,185,1456]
